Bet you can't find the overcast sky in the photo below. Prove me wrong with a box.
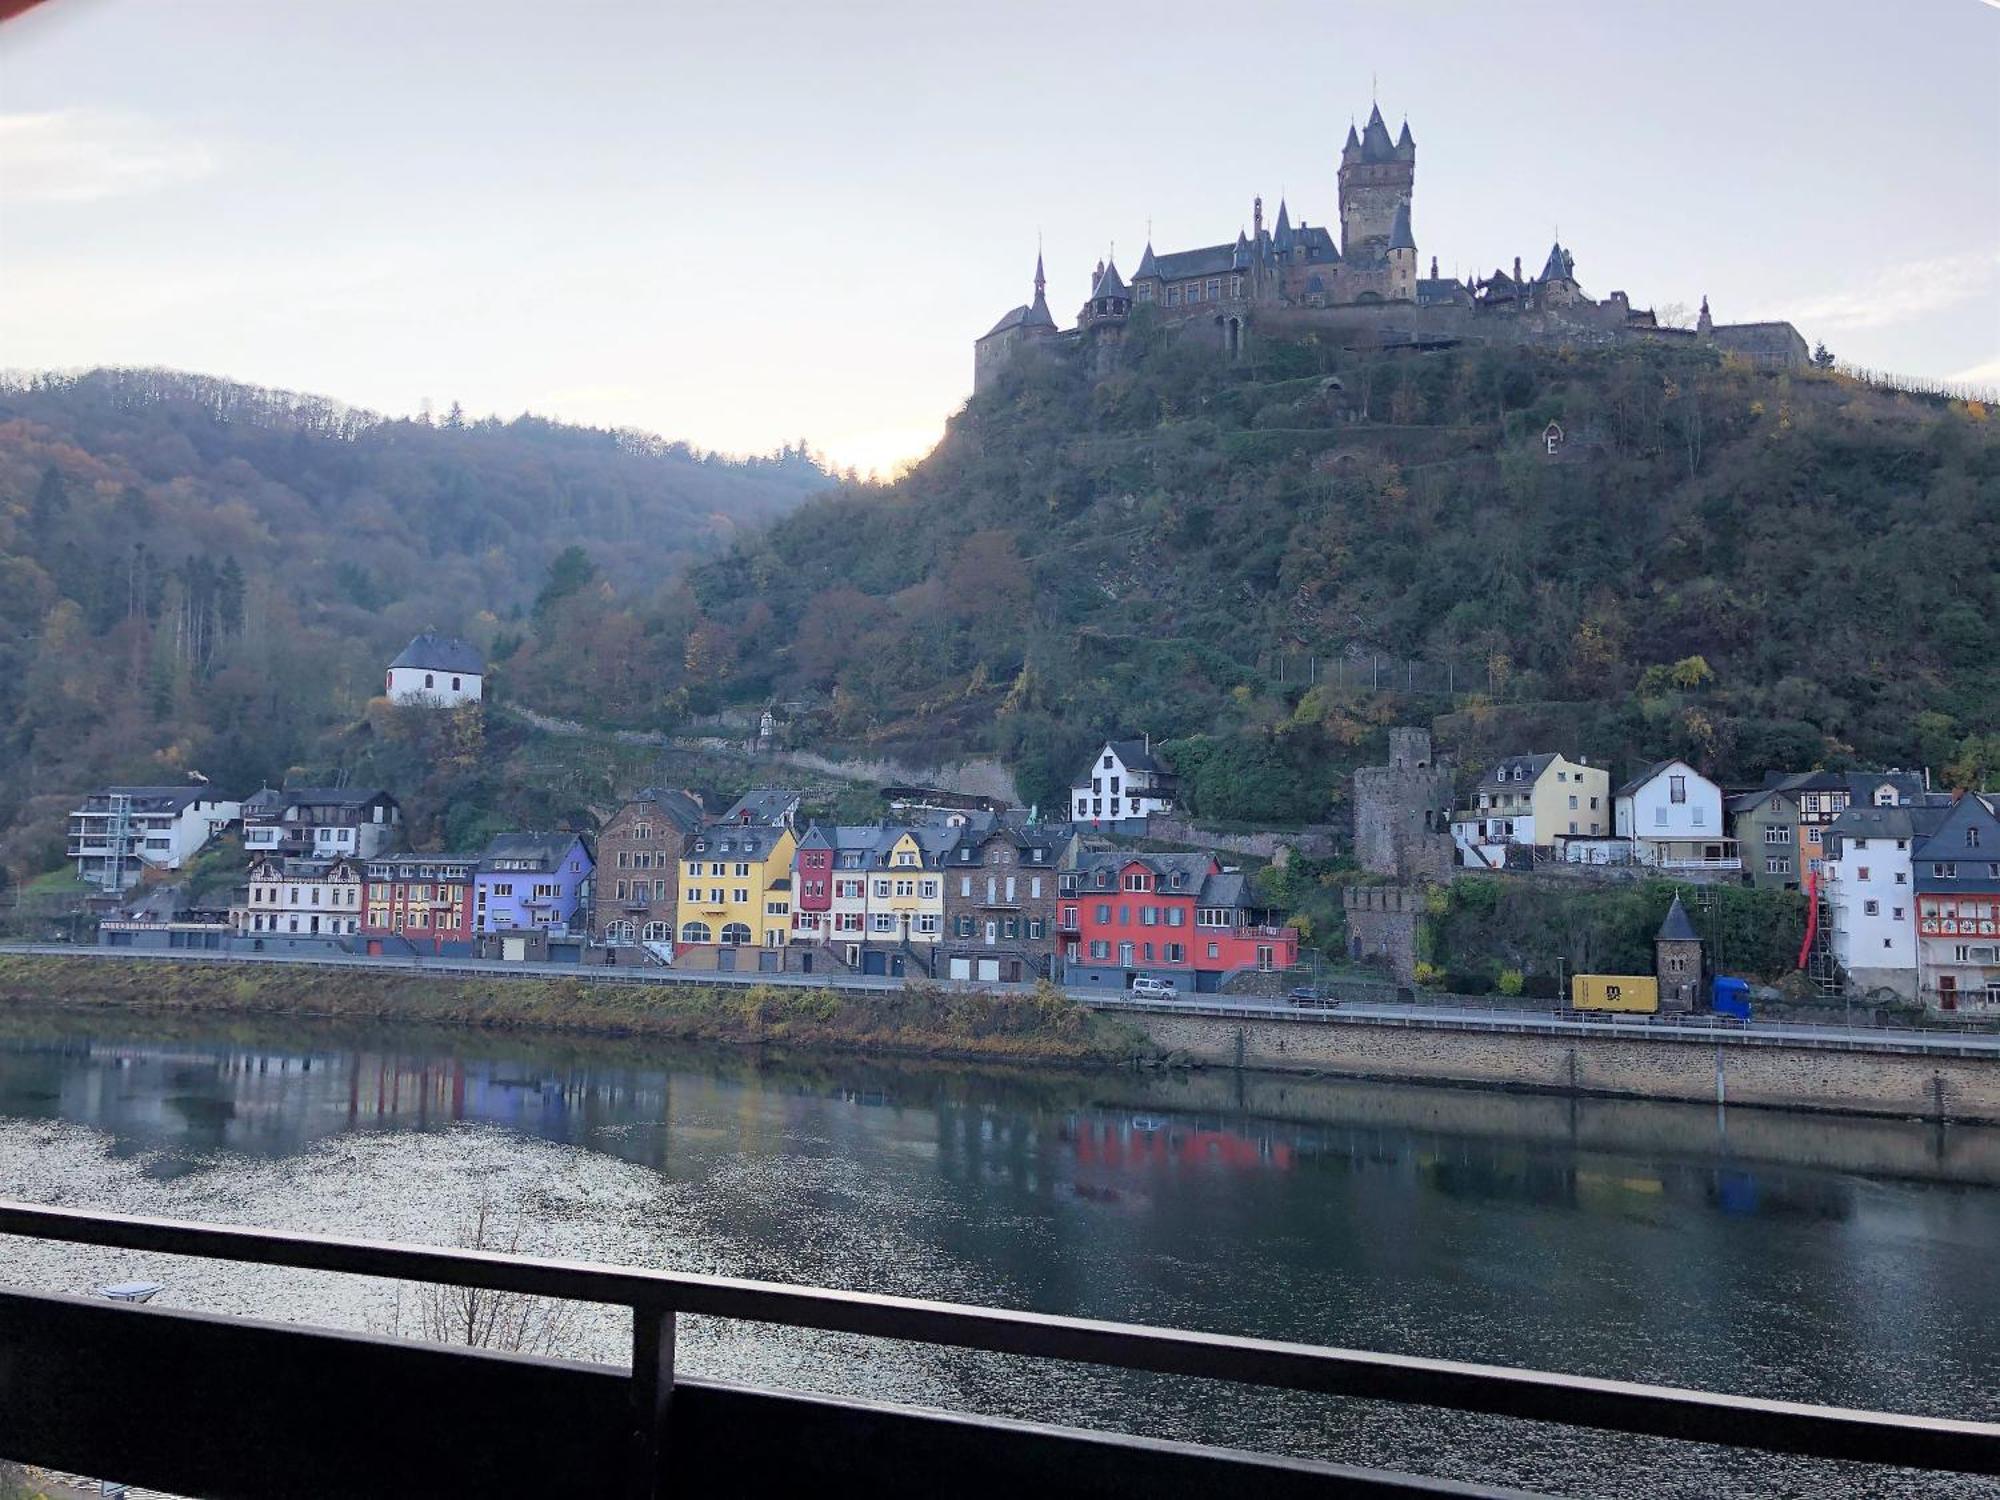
[3,0,1996,473]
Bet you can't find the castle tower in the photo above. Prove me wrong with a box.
[972,248,1060,393]
[1339,104,1414,264]
[1386,202,1418,302]
[1655,895,1705,1013]
[1697,295,1714,335]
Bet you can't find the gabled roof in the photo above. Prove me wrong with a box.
[982,304,1037,338]
[254,786,398,814]
[1538,242,1574,284]
[1104,738,1172,775]
[390,631,484,675]
[1657,896,1700,944]
[1072,849,1214,889]
[1616,760,1698,799]
[1824,801,1954,846]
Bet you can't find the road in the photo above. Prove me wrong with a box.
[4,942,1998,1057]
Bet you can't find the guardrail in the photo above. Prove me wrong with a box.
[0,1200,1993,1499]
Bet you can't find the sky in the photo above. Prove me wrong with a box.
[3,0,1997,474]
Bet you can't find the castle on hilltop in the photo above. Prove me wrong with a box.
[975,102,1807,392]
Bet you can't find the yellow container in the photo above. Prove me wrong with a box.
[1570,974,1659,1013]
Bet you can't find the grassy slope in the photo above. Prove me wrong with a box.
[0,955,1148,1065]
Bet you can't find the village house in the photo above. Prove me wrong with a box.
[674,820,797,966]
[1821,800,1954,1000]
[473,832,593,937]
[938,811,1075,983]
[1612,760,1738,875]
[385,631,484,707]
[67,785,242,891]
[361,852,478,956]
[1070,739,1177,825]
[242,787,402,861]
[1732,770,1927,891]
[1913,794,2000,1014]
[591,788,705,950]
[233,854,367,939]
[858,825,955,975]
[1060,850,1296,992]
[1449,752,1607,868]
[791,823,879,964]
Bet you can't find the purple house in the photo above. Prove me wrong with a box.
[474,832,593,935]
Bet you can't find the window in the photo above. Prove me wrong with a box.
[1971,828,1984,849]
[1206,278,1220,299]
[680,921,712,944]
[894,879,914,898]
[1089,941,1110,960]
[1029,877,1042,898]
[1893,907,1905,921]
[1123,873,1148,892]
[1692,806,1706,827]
[1654,807,1668,827]
[960,876,972,897]
[874,880,891,898]
[1864,900,1879,916]
[837,912,863,933]
[733,888,749,904]
[1094,904,1111,923]
[1934,864,1958,879]
[1568,795,1578,809]
[917,914,939,934]
[720,923,752,945]
[424,673,434,688]
[1669,775,1687,803]
[1858,867,1871,881]
[1766,857,1792,875]
[920,880,938,899]
[734,862,750,878]
[871,913,895,933]
[1765,826,1791,844]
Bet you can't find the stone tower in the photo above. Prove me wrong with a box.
[1339,105,1415,263]
[1655,895,1705,1013]
[1344,728,1456,984]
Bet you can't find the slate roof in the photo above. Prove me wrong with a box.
[627,787,706,832]
[720,789,800,827]
[1822,800,1954,857]
[1476,753,1557,792]
[249,787,398,815]
[78,786,221,814]
[478,832,587,872]
[1912,795,2000,894]
[1105,738,1172,775]
[1071,849,1213,891]
[982,304,1036,338]
[1138,243,1240,282]
[1090,259,1129,300]
[1656,896,1700,944]
[1538,242,1574,283]
[1359,103,1397,161]
[389,631,484,675]
[1389,203,1416,252]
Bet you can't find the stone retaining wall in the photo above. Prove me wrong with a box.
[1131,1010,2000,1123]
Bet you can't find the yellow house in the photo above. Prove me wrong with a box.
[1451,752,1609,866]
[678,823,797,952]
[867,829,947,948]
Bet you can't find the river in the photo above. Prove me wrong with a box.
[1,1008,1995,1499]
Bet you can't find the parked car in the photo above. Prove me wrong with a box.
[1130,975,1179,1000]
[1287,986,1336,1008]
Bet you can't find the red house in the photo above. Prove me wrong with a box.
[362,854,477,955]
[1059,851,1297,992]
[791,826,836,940]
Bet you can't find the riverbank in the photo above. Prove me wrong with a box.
[0,954,1145,1067]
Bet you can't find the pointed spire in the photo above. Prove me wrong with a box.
[1697,294,1714,334]
[1388,201,1416,252]
[1657,895,1701,944]
[1033,248,1046,300]
[1360,101,1396,161]
[1430,254,1439,279]
[1343,121,1361,154]
[1253,195,1264,240]
[1273,198,1293,252]
[1134,240,1158,280]
[1367,101,1385,128]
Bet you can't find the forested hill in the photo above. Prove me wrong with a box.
[0,368,829,869]
[675,320,1998,816]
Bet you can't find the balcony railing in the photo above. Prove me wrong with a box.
[1,1201,1994,1500]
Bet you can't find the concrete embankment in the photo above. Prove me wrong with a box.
[0,954,1140,1067]
[1130,1009,2000,1124]
[1094,1067,2000,1184]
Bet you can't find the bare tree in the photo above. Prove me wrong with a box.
[382,1189,583,1357]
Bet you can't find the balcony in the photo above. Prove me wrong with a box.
[1,1200,1989,1500]
[1657,857,1744,872]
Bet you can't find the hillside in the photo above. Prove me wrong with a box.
[0,367,830,872]
[673,319,1999,815]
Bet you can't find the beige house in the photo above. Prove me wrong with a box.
[1452,753,1609,869]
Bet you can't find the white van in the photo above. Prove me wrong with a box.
[1130,976,1178,1000]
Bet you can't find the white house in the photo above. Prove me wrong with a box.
[234,854,367,938]
[1071,739,1177,824]
[1822,800,1953,1000]
[385,631,484,707]
[68,786,242,890]
[243,787,402,861]
[1613,760,1738,873]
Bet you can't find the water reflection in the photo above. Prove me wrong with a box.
[1,1011,1997,1500]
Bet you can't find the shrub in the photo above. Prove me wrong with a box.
[1497,968,1525,997]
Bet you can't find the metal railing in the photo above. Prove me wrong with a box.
[0,1200,1994,1499]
